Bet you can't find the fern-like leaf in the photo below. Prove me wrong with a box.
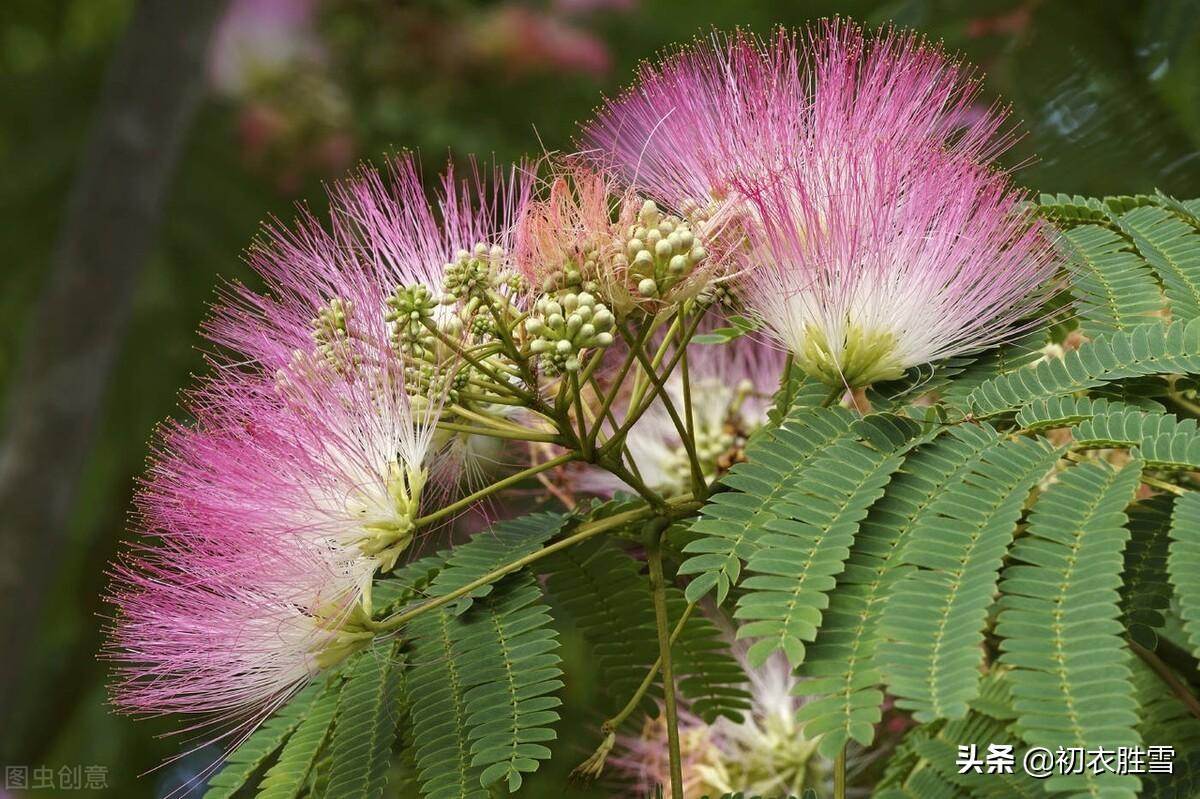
[734,414,922,667]
[969,320,1200,417]
[1060,224,1162,336]
[1168,491,1200,659]
[256,678,343,799]
[1121,497,1175,649]
[1014,396,1137,432]
[1072,407,1200,470]
[997,458,1143,798]
[1117,205,1200,321]
[408,607,487,799]
[667,590,751,723]
[323,642,404,799]
[426,513,565,614]
[202,680,326,799]
[796,424,1003,757]
[678,406,857,605]
[454,575,561,792]
[879,432,1061,722]
[541,538,657,708]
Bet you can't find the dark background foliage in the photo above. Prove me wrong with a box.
[0,0,1196,796]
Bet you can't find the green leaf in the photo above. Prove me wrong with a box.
[879,432,1061,722]
[997,458,1143,799]
[1060,223,1163,336]
[203,681,326,799]
[1071,406,1200,469]
[541,538,657,707]
[796,424,1001,757]
[408,608,487,799]
[1121,497,1175,649]
[256,679,343,799]
[323,642,404,799]
[969,319,1200,417]
[427,512,565,613]
[733,414,923,667]
[690,314,758,344]
[667,589,751,724]
[1014,395,1137,432]
[372,552,449,616]
[456,575,561,793]
[678,406,857,605]
[1117,205,1200,321]
[1168,490,1200,659]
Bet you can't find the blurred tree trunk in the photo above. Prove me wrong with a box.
[0,0,227,733]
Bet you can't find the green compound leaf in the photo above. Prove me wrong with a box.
[1168,491,1200,660]
[323,642,404,799]
[678,406,857,606]
[878,432,1061,722]
[541,538,657,709]
[202,679,327,799]
[997,458,1143,799]
[1060,223,1163,336]
[733,414,924,668]
[455,575,561,793]
[667,589,751,724]
[969,319,1200,417]
[256,678,343,799]
[1117,205,1200,322]
[1121,497,1176,650]
[408,607,488,799]
[426,512,566,614]
[796,423,1002,758]
[1072,407,1200,470]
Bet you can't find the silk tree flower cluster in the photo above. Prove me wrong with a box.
[105,17,1061,791]
[583,20,1057,389]
[609,651,829,798]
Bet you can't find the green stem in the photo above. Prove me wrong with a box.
[602,457,668,511]
[677,304,700,497]
[644,518,684,799]
[422,318,535,403]
[601,310,706,457]
[609,601,696,730]
[434,420,560,443]
[380,494,699,631]
[589,318,652,444]
[619,325,707,498]
[412,452,576,528]
[1132,640,1200,721]
[570,372,592,461]
[834,747,847,799]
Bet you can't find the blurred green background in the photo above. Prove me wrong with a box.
[1,0,1197,796]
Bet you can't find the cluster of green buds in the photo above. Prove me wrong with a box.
[385,284,439,359]
[526,291,615,374]
[442,243,506,302]
[311,297,360,372]
[614,199,707,301]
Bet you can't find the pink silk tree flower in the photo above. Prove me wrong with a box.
[736,141,1057,389]
[581,20,1011,215]
[106,155,531,730]
[107,534,370,724]
[207,154,531,375]
[610,650,828,798]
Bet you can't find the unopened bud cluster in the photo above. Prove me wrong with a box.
[385,284,438,358]
[311,298,360,372]
[614,200,707,300]
[526,292,614,374]
[443,243,506,302]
